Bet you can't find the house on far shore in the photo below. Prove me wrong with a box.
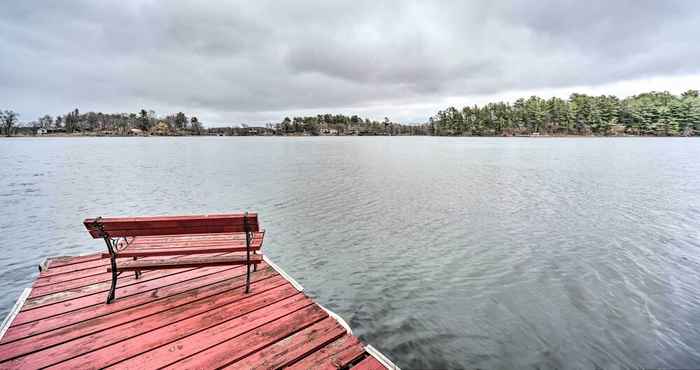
[320,128,338,136]
[36,128,48,135]
[609,124,627,136]
[129,128,145,136]
[153,122,172,136]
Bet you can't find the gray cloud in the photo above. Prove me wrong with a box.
[1,0,699,124]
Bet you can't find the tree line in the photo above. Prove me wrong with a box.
[271,114,430,136]
[0,108,204,136]
[3,89,700,137]
[431,90,700,136]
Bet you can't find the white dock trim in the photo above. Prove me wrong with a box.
[0,288,31,341]
[262,255,304,292]
[366,344,401,370]
[318,303,353,334]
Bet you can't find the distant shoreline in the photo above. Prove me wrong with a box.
[3,133,697,139]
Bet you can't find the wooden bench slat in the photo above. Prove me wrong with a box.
[103,245,263,259]
[86,213,257,223]
[87,225,259,238]
[110,255,263,272]
[84,213,258,226]
[84,213,260,238]
[126,235,264,249]
[130,234,264,247]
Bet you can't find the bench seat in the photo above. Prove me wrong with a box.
[109,254,263,272]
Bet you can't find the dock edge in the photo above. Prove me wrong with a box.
[0,288,31,341]
[263,255,399,369]
[366,344,401,370]
[262,255,304,292]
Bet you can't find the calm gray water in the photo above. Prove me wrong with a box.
[1,137,699,369]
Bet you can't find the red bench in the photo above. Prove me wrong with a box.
[84,212,264,303]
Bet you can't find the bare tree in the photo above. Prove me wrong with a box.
[2,110,19,137]
[38,114,53,128]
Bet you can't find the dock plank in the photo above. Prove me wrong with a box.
[45,253,103,269]
[2,265,256,343]
[286,334,367,370]
[109,293,313,369]
[223,317,347,370]
[352,356,386,370]
[2,278,294,368]
[163,304,328,369]
[30,252,239,298]
[13,263,252,326]
[0,269,278,358]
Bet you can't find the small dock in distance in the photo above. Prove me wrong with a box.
[0,247,397,368]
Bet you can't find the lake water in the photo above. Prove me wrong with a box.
[1,137,699,369]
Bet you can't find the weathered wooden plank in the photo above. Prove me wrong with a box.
[32,251,233,291]
[128,232,264,244]
[88,225,260,238]
[120,236,264,250]
[37,258,109,278]
[30,270,135,299]
[25,266,195,309]
[110,244,262,258]
[107,293,315,370]
[223,317,346,370]
[286,335,367,370]
[0,268,279,358]
[84,213,257,228]
[12,263,248,326]
[28,284,301,369]
[111,254,262,271]
[87,213,255,223]
[352,356,386,370]
[2,264,262,343]
[159,304,328,369]
[45,254,103,269]
[33,265,112,288]
[27,251,242,303]
[84,213,260,238]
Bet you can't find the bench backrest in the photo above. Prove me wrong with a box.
[84,213,260,238]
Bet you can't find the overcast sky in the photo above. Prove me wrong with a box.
[2,1,700,125]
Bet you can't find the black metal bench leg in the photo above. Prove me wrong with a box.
[245,263,251,293]
[107,256,118,304]
[133,257,141,279]
[244,212,251,293]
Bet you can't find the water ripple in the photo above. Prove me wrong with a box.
[1,137,700,369]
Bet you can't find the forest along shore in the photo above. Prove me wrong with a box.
[2,89,699,138]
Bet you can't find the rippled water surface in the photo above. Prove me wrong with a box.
[1,137,699,368]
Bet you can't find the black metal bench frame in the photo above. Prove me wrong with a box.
[90,212,256,304]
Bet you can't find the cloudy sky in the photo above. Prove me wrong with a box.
[2,1,700,125]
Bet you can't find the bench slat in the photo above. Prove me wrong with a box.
[84,213,260,238]
[127,235,264,249]
[102,244,263,259]
[110,255,263,272]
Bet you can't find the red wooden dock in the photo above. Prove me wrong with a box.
[0,245,397,368]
